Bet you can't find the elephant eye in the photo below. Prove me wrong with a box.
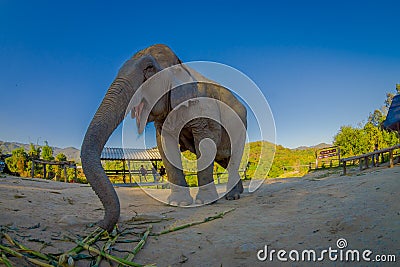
[144,64,154,71]
[143,65,156,80]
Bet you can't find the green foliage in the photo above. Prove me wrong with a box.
[334,86,400,158]
[178,141,313,181]
[41,141,55,175]
[54,153,68,181]
[28,143,41,160]
[5,147,28,175]
[41,141,54,161]
[265,144,315,178]
[27,143,42,177]
[56,153,67,162]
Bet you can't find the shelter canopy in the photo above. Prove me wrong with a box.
[100,147,161,161]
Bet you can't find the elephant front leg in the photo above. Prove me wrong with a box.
[195,163,219,204]
[155,123,192,206]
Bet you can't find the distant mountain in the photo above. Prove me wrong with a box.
[294,143,333,151]
[0,141,81,163]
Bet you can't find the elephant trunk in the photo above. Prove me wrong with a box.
[81,77,134,232]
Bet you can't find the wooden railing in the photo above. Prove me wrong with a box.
[340,144,400,175]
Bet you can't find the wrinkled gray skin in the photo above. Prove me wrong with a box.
[81,44,246,232]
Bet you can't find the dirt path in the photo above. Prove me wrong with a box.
[0,165,399,266]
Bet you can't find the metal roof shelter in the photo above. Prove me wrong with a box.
[101,147,161,161]
[100,147,162,184]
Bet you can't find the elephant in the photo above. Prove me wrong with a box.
[81,44,247,232]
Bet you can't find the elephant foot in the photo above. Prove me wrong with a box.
[195,183,219,205]
[225,179,244,200]
[167,186,193,206]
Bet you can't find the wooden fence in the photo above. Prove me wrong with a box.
[340,144,400,175]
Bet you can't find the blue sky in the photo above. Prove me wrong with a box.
[0,0,399,149]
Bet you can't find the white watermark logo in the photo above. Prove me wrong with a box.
[257,238,396,263]
[122,61,276,206]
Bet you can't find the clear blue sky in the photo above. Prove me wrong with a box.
[0,0,399,149]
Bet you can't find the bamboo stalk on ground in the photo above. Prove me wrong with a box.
[152,208,235,236]
[75,241,143,267]
[121,225,152,266]
[3,233,53,263]
[58,227,105,265]
[1,253,14,267]
[94,230,121,266]
[0,244,54,267]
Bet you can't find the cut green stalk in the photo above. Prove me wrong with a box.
[1,252,14,267]
[3,233,15,246]
[58,227,105,265]
[153,208,235,236]
[94,229,120,266]
[0,244,54,267]
[3,233,52,262]
[75,241,143,267]
[121,225,152,266]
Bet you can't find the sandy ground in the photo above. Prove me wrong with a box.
[0,164,399,266]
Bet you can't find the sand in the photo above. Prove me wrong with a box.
[0,164,399,266]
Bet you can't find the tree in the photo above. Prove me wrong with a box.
[41,141,54,161]
[28,143,41,160]
[369,85,400,127]
[368,109,384,127]
[28,143,41,177]
[41,141,55,178]
[55,153,67,181]
[333,126,364,157]
[334,85,400,158]
[5,147,28,175]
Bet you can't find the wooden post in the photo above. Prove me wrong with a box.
[31,160,35,178]
[389,150,394,168]
[128,160,132,183]
[365,156,369,169]
[74,165,77,182]
[374,153,378,167]
[359,159,363,171]
[43,163,47,179]
[63,165,67,182]
[122,160,126,183]
[343,161,347,175]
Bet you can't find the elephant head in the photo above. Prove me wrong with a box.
[81,44,181,232]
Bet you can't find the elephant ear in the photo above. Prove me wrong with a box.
[170,65,199,109]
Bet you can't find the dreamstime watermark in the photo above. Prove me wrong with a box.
[122,61,276,206]
[257,238,397,263]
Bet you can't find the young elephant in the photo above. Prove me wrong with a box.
[81,44,247,232]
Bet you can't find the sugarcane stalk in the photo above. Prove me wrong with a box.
[75,241,143,267]
[3,233,15,246]
[0,244,54,267]
[1,252,14,267]
[94,229,120,266]
[153,208,235,236]
[121,225,152,266]
[58,227,105,265]
[3,233,52,262]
